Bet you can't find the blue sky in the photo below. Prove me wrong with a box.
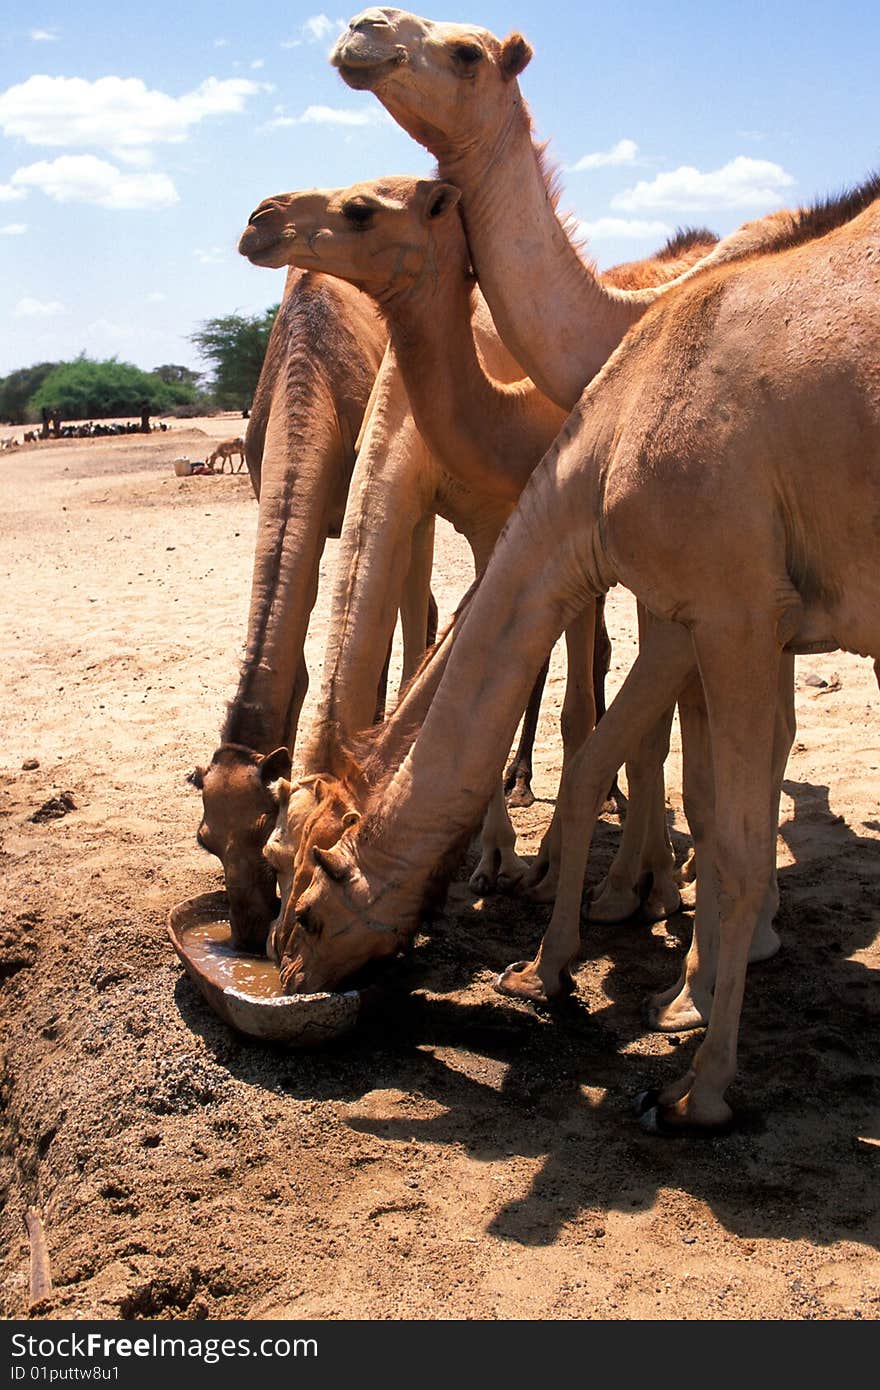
[1,1,877,378]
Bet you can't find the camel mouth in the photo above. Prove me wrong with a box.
[332,45,405,90]
[238,224,295,267]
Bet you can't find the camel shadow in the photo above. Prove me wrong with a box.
[172,773,878,1254]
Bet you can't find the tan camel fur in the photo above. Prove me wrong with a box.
[330,8,735,922]
[240,179,715,897]
[208,436,246,472]
[242,176,579,897]
[241,277,538,896]
[273,175,880,1132]
[190,269,387,950]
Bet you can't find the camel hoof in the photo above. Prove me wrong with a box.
[643,994,708,1033]
[678,849,697,883]
[633,1089,733,1137]
[586,881,641,923]
[468,869,496,896]
[641,880,682,925]
[494,960,573,1004]
[522,872,557,904]
[504,780,535,809]
[496,869,525,894]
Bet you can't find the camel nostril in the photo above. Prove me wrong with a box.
[352,15,389,32]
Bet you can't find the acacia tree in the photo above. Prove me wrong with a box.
[190,306,278,409]
[29,356,196,428]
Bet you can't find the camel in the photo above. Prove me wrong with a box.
[240,174,718,894]
[330,8,826,932]
[328,8,749,921]
[208,436,246,472]
[273,175,880,1133]
[190,268,389,950]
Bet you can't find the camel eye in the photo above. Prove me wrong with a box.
[342,200,375,228]
[452,42,483,66]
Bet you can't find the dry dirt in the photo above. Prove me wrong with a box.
[1,422,879,1323]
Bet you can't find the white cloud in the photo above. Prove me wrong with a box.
[29,28,59,41]
[0,183,27,202]
[1,222,27,234]
[302,14,344,43]
[612,156,795,212]
[250,59,265,70]
[303,103,382,126]
[568,138,639,173]
[12,155,179,209]
[280,39,302,49]
[261,102,388,132]
[147,290,166,302]
[576,216,673,241]
[0,74,270,156]
[16,296,65,316]
[194,246,226,265]
[213,38,230,48]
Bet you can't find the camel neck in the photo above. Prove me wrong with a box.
[382,255,564,503]
[437,98,658,411]
[354,414,612,925]
[222,373,341,752]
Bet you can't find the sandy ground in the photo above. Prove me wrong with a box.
[1,422,879,1323]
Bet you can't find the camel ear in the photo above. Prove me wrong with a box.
[313,843,352,882]
[499,32,532,80]
[259,747,292,787]
[341,809,361,830]
[266,776,291,808]
[423,182,461,222]
[187,767,205,790]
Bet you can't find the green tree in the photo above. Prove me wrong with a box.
[29,356,196,424]
[0,362,60,424]
[153,363,204,390]
[190,305,278,409]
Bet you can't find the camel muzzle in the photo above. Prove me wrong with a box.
[331,25,406,86]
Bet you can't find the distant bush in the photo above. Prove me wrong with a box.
[0,362,60,424]
[29,355,197,423]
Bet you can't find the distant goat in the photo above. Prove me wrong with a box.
[208,437,246,472]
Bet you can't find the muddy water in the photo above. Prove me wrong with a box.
[182,920,283,1000]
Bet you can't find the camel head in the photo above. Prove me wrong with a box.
[330,9,532,157]
[270,832,406,995]
[239,177,463,301]
[189,744,291,951]
[262,773,363,965]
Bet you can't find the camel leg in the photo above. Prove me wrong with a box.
[373,636,393,723]
[592,595,622,808]
[645,654,793,1033]
[469,782,528,895]
[285,653,310,752]
[637,618,780,1134]
[645,666,720,1031]
[496,621,695,1002]
[587,706,678,922]
[522,603,597,902]
[398,513,436,688]
[751,652,795,957]
[503,657,550,808]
